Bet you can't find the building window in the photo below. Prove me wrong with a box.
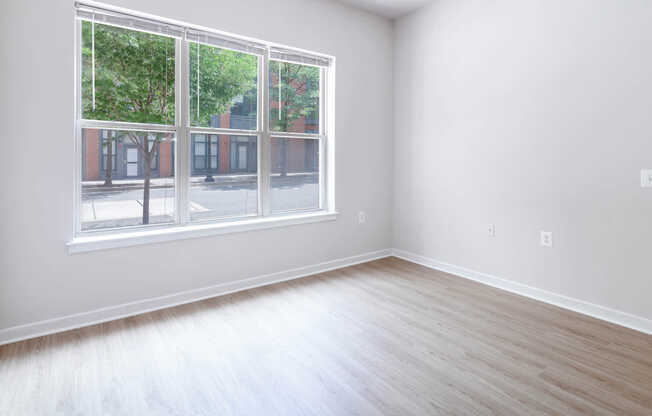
[74,2,334,237]
[230,136,256,172]
[100,131,116,171]
[191,134,219,174]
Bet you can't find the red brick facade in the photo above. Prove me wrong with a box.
[84,129,100,180]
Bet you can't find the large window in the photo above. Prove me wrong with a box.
[74,3,333,239]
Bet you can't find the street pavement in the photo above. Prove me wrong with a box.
[81,175,318,230]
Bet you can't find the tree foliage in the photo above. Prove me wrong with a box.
[79,21,319,224]
[269,61,320,132]
[189,43,258,127]
[81,21,258,224]
[81,21,176,124]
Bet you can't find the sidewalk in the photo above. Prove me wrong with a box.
[83,173,254,187]
[82,172,318,191]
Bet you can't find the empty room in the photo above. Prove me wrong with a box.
[1,0,651,414]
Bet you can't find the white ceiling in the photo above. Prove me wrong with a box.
[334,0,433,18]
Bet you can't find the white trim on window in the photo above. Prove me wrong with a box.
[186,29,266,56]
[187,126,260,136]
[71,1,336,252]
[68,211,338,254]
[79,119,177,133]
[269,46,332,67]
[175,35,189,224]
[75,2,185,38]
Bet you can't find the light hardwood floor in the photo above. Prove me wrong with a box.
[1,257,651,415]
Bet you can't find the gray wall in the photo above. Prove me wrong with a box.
[393,0,652,320]
[0,0,393,329]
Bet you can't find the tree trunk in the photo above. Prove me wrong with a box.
[142,154,151,225]
[103,131,113,186]
[280,138,288,177]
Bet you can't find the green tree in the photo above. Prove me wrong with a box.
[82,22,257,224]
[269,61,320,176]
[269,61,320,132]
[189,43,257,127]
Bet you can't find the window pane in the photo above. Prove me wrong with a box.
[81,22,175,124]
[189,134,257,221]
[269,61,320,134]
[195,135,206,155]
[210,141,218,168]
[81,128,175,231]
[100,133,117,171]
[270,137,319,212]
[148,137,159,170]
[189,43,258,130]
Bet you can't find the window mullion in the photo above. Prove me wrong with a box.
[189,126,261,135]
[74,20,83,236]
[319,67,326,210]
[176,37,190,224]
[79,119,176,132]
[326,64,335,212]
[260,50,271,216]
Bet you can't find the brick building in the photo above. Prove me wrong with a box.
[82,99,318,182]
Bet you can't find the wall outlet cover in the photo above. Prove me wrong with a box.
[641,169,652,187]
[540,231,553,247]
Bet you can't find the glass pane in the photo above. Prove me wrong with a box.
[238,146,247,167]
[270,137,319,212]
[195,136,206,155]
[81,22,175,124]
[189,43,258,130]
[81,128,175,231]
[269,61,320,134]
[189,134,257,221]
[210,141,218,166]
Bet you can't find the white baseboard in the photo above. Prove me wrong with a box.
[391,248,652,335]
[4,247,649,346]
[0,249,392,346]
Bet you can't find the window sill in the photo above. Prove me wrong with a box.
[67,211,338,254]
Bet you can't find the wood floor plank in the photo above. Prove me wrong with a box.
[1,257,651,415]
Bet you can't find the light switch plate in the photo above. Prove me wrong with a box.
[641,169,652,188]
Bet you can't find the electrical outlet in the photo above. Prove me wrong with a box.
[540,231,553,247]
[358,211,366,224]
[641,169,652,187]
[487,224,496,237]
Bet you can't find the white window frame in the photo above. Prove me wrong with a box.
[69,1,336,254]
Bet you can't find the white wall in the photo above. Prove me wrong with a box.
[0,0,393,330]
[4,0,651,338]
[394,0,652,320]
